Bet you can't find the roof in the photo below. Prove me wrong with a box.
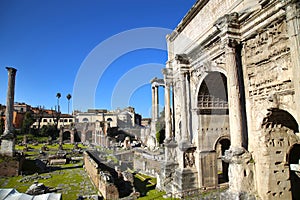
[0,189,61,200]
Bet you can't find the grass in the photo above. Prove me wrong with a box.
[132,172,176,200]
[0,143,96,200]
[0,163,97,200]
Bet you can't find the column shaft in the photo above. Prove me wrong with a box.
[180,72,188,141]
[164,84,172,139]
[154,86,159,121]
[286,1,300,123]
[225,42,243,149]
[151,86,155,121]
[4,67,17,135]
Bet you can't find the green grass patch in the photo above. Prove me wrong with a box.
[0,165,97,200]
[132,173,176,200]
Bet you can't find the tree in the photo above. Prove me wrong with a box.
[21,111,35,134]
[66,93,72,114]
[56,92,61,112]
[155,107,166,144]
[0,117,4,135]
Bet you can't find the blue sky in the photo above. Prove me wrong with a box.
[0,0,196,117]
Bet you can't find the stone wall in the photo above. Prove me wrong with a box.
[83,151,119,200]
[133,149,163,177]
[0,155,24,177]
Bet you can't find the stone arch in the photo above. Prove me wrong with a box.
[196,71,228,114]
[194,70,230,188]
[193,67,227,109]
[214,136,230,184]
[63,131,71,142]
[262,108,299,133]
[82,118,89,122]
[257,108,299,200]
[287,144,300,200]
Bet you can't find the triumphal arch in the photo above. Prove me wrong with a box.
[157,0,300,199]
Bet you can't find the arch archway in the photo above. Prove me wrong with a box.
[288,144,300,200]
[195,71,230,188]
[215,137,230,184]
[63,131,71,142]
[258,108,299,199]
[197,72,228,114]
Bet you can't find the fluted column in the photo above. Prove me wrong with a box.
[286,0,300,123]
[4,67,17,137]
[225,39,243,149]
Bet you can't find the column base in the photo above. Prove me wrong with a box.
[222,147,256,198]
[157,161,178,192]
[220,190,258,200]
[0,139,15,157]
[172,168,199,198]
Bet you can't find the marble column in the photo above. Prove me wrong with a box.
[1,67,17,157]
[286,0,300,123]
[4,67,17,137]
[151,85,156,122]
[164,83,172,139]
[154,85,159,121]
[180,72,188,142]
[225,39,243,150]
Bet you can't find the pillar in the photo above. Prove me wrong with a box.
[151,85,156,122]
[70,129,74,144]
[154,85,159,121]
[225,39,243,150]
[286,0,300,123]
[164,83,172,139]
[1,67,17,157]
[163,68,172,140]
[3,67,17,137]
[180,72,188,141]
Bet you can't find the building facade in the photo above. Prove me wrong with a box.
[158,0,300,199]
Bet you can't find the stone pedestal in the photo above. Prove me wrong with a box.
[222,148,256,199]
[0,139,15,157]
[157,140,178,192]
[173,168,199,197]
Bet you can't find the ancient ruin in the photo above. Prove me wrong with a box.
[1,67,17,157]
[155,0,300,199]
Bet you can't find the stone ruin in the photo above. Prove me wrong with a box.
[152,0,300,200]
[0,67,25,177]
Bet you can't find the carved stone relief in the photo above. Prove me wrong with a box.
[184,148,196,168]
[244,19,293,101]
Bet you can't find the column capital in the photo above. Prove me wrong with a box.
[151,77,164,86]
[222,38,239,53]
[175,54,190,65]
[6,67,17,76]
[214,12,239,32]
[286,0,300,20]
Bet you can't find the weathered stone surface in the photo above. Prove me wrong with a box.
[158,0,300,199]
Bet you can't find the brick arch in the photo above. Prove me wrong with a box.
[59,127,76,144]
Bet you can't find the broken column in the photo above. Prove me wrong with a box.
[1,67,17,157]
